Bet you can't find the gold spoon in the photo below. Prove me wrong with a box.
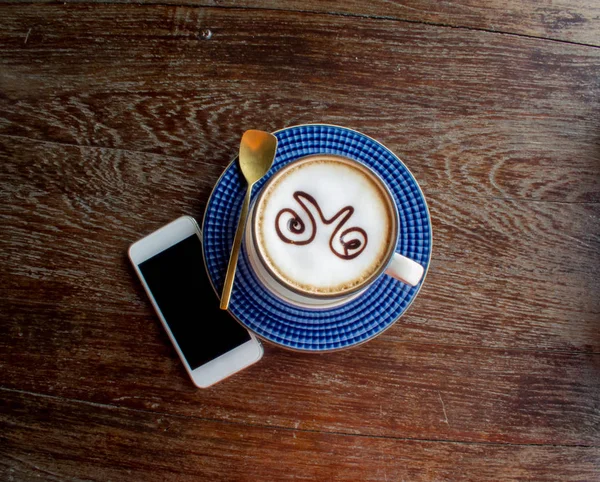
[220,130,278,310]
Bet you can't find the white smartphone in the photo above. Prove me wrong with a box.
[128,215,263,388]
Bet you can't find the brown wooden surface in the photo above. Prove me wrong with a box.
[1,2,599,481]
[12,0,600,47]
[3,391,600,482]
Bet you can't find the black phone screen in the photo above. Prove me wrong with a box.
[139,234,251,370]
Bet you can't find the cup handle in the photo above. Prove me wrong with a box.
[384,253,425,287]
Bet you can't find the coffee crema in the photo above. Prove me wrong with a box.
[254,155,396,296]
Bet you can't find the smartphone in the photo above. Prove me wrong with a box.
[128,215,263,388]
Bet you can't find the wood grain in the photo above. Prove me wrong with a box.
[2,391,600,482]
[2,142,600,448]
[12,0,600,47]
[3,303,600,446]
[2,2,600,479]
[2,135,598,353]
[0,5,599,203]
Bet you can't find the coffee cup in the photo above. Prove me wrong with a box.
[244,154,425,309]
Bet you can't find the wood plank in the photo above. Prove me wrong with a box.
[2,135,598,353]
[10,0,600,47]
[2,390,599,482]
[1,2,599,463]
[0,5,598,203]
[2,298,600,445]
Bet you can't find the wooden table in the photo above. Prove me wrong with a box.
[1,1,599,480]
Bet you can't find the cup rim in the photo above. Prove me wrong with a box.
[250,153,400,300]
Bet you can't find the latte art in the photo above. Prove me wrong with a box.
[254,155,396,295]
[275,191,367,260]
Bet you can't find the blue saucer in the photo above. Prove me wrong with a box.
[202,124,432,351]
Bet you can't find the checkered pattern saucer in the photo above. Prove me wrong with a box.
[202,124,432,351]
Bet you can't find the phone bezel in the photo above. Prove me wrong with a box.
[128,216,263,388]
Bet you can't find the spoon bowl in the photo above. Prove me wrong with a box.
[239,130,278,184]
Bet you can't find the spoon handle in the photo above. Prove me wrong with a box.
[220,186,252,310]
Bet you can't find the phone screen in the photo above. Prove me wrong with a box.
[138,234,251,370]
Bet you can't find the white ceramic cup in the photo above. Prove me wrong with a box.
[244,155,425,310]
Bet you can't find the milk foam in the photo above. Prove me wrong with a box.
[256,156,395,295]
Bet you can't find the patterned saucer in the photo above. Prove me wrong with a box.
[202,124,432,352]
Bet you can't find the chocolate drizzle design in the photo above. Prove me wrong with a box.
[275,191,367,260]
